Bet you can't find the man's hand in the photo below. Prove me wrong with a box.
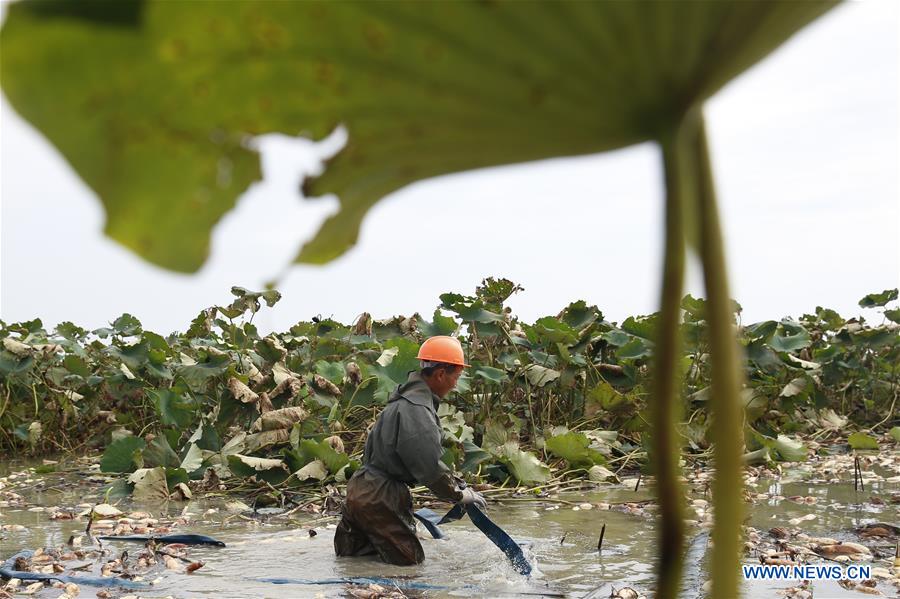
[459,487,487,510]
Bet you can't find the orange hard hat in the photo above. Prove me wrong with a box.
[416,336,469,367]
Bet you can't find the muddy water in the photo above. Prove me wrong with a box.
[1,458,897,598]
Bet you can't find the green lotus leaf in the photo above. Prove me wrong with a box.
[616,337,653,360]
[143,435,181,469]
[858,289,899,308]
[0,0,835,270]
[129,466,169,502]
[315,360,346,385]
[559,300,601,331]
[179,443,204,474]
[763,434,807,462]
[847,432,879,451]
[460,440,492,474]
[0,351,34,376]
[621,316,659,341]
[545,431,606,469]
[112,314,143,336]
[417,310,458,338]
[151,389,196,429]
[177,352,231,389]
[473,365,508,385]
[498,441,550,484]
[371,337,420,403]
[106,341,149,372]
[770,321,811,353]
[100,435,146,473]
[531,317,578,346]
[523,363,560,387]
[286,439,349,475]
[62,355,91,377]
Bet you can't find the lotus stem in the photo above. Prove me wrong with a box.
[651,119,690,599]
[693,112,745,599]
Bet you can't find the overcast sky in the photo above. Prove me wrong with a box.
[1,1,898,335]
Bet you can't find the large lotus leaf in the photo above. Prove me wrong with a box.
[143,435,181,469]
[227,454,290,485]
[762,434,807,462]
[100,435,146,473]
[482,419,511,451]
[559,300,601,331]
[0,351,34,376]
[473,365,508,385]
[858,289,899,308]
[150,389,196,429]
[847,432,879,451]
[530,317,578,346]
[371,337,420,403]
[417,310,458,338]
[498,441,550,484]
[522,363,560,388]
[285,439,349,475]
[460,441,492,474]
[440,293,504,325]
[177,352,231,389]
[0,0,835,271]
[770,321,812,353]
[179,443,204,473]
[616,337,653,360]
[128,467,169,502]
[545,431,606,469]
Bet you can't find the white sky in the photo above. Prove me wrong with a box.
[1,1,898,335]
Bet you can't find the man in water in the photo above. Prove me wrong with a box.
[334,335,486,565]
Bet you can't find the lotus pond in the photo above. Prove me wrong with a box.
[1,448,898,599]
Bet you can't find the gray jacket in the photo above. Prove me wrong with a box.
[363,371,463,502]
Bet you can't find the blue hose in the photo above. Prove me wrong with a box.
[254,575,474,591]
[98,533,226,547]
[414,504,533,575]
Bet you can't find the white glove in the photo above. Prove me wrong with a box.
[459,487,487,510]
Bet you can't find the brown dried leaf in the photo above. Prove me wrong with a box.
[246,428,291,452]
[270,376,304,402]
[227,377,258,404]
[251,407,308,432]
[324,435,345,454]
[344,362,362,386]
[312,374,341,396]
[185,561,204,574]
